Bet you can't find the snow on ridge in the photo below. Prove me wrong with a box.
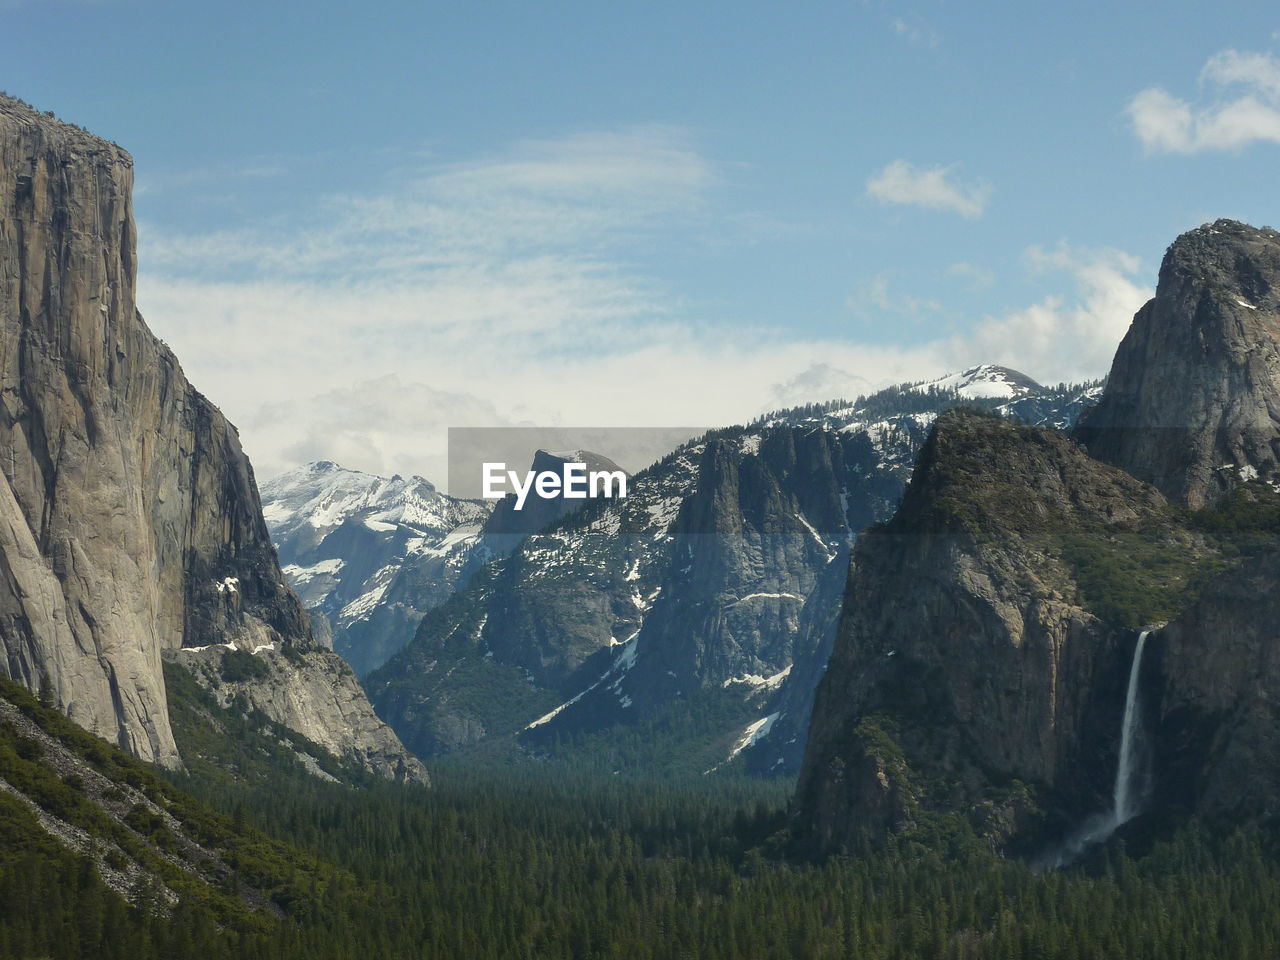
[526,629,643,731]
[724,592,804,608]
[705,712,781,773]
[281,558,345,583]
[904,364,1033,401]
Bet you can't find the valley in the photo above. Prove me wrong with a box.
[2,79,1280,959]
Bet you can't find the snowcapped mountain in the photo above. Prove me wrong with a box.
[369,368,1104,776]
[261,462,492,676]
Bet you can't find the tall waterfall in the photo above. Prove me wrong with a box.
[1044,629,1152,866]
[1111,629,1151,825]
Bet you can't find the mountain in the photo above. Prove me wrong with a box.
[1077,220,1280,507]
[369,367,1102,773]
[260,461,491,676]
[796,220,1280,857]
[794,411,1220,852]
[0,95,423,783]
[261,450,627,676]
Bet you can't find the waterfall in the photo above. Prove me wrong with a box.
[1111,629,1151,825]
[1043,629,1152,867]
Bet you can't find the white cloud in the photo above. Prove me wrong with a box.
[138,128,1146,487]
[865,160,991,218]
[890,15,940,50]
[953,245,1150,383]
[1129,49,1280,153]
[849,274,942,318]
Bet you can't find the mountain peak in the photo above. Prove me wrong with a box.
[906,364,1044,401]
[1078,217,1280,507]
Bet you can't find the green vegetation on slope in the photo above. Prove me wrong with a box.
[3,631,1280,957]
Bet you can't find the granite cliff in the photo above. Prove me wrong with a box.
[794,412,1217,852]
[0,95,424,783]
[798,221,1280,856]
[1078,219,1280,508]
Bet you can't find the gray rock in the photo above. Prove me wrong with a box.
[1078,219,1280,507]
[0,94,424,783]
[794,412,1213,853]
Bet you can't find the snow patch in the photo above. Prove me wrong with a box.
[724,592,804,608]
[281,558,344,583]
[722,664,792,690]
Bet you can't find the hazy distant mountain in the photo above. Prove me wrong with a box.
[261,462,492,676]
[263,451,631,676]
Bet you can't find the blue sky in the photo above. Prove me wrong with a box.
[6,1,1280,482]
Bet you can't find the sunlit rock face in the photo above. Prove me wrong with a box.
[0,94,425,783]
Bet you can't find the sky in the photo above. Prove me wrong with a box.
[6,1,1280,486]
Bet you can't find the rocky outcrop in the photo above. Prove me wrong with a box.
[170,644,428,784]
[794,411,1218,853]
[1151,547,1280,818]
[0,95,424,782]
[1078,219,1280,508]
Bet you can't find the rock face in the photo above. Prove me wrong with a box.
[794,412,1217,853]
[0,95,424,783]
[1078,219,1280,508]
[370,424,883,763]
[1151,548,1280,819]
[171,644,428,784]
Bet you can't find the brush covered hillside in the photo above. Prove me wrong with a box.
[0,671,395,959]
[368,367,1102,777]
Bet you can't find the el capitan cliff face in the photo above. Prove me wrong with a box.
[0,95,424,782]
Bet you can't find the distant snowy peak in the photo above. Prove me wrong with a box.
[261,461,480,541]
[903,364,1044,401]
[261,461,494,676]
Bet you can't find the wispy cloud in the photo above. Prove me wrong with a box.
[865,160,991,218]
[850,273,942,318]
[947,261,995,291]
[138,129,1144,486]
[890,14,940,50]
[1129,49,1280,153]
